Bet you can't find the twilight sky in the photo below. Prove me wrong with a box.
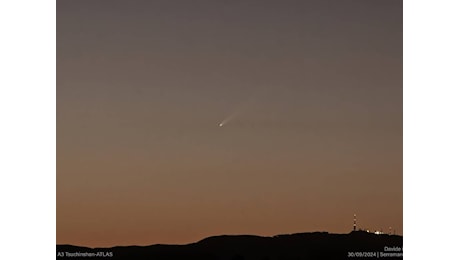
[57,0,402,247]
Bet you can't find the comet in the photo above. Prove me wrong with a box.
[218,109,242,127]
[218,96,256,128]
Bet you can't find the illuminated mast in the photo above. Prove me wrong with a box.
[353,214,357,231]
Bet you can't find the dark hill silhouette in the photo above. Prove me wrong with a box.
[57,231,402,260]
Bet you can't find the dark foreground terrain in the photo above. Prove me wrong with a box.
[57,231,402,260]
